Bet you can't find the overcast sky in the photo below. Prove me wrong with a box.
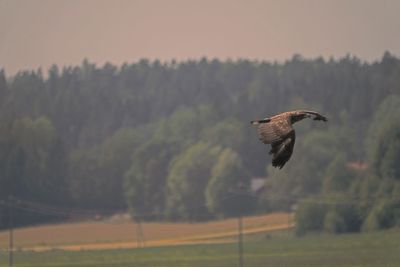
[1,0,399,75]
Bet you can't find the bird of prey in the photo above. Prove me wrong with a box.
[251,110,328,169]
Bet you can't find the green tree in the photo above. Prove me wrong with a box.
[205,148,254,217]
[295,198,326,235]
[296,194,361,235]
[200,118,245,150]
[322,154,355,193]
[124,138,179,220]
[154,105,217,146]
[165,142,221,221]
[322,198,361,234]
[6,117,67,201]
[376,126,400,180]
[363,198,400,231]
[0,116,69,228]
[0,69,7,108]
[323,210,346,234]
[366,95,400,175]
[259,129,340,211]
[69,128,142,209]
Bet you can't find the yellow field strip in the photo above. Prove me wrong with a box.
[0,213,293,252]
[28,223,294,252]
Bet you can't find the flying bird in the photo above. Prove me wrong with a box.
[251,110,328,169]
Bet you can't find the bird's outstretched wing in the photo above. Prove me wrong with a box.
[296,110,328,121]
[256,117,295,169]
[270,130,295,169]
[252,114,293,144]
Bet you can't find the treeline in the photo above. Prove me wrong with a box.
[0,52,399,232]
[292,94,400,234]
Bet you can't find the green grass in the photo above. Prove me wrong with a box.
[1,229,400,267]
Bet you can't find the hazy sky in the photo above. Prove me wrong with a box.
[1,0,399,75]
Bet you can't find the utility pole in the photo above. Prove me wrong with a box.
[8,197,13,267]
[135,218,146,248]
[238,216,243,267]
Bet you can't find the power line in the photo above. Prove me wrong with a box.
[1,197,119,218]
[2,192,398,221]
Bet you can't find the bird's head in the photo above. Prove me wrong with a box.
[313,114,328,121]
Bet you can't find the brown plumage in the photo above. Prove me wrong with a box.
[251,110,328,169]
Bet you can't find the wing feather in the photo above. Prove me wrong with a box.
[295,110,328,121]
[257,117,293,144]
[270,130,296,169]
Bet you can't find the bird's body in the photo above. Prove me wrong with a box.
[251,110,327,169]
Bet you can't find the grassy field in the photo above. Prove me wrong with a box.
[0,213,292,251]
[1,229,400,267]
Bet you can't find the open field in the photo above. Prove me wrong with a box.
[2,213,399,267]
[0,213,292,251]
[1,229,400,267]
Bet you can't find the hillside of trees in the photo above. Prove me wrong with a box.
[0,52,399,234]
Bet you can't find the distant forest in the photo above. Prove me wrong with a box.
[1,52,399,234]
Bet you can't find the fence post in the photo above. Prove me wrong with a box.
[238,216,243,267]
[8,196,13,267]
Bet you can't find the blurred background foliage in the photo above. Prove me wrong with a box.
[0,53,400,234]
